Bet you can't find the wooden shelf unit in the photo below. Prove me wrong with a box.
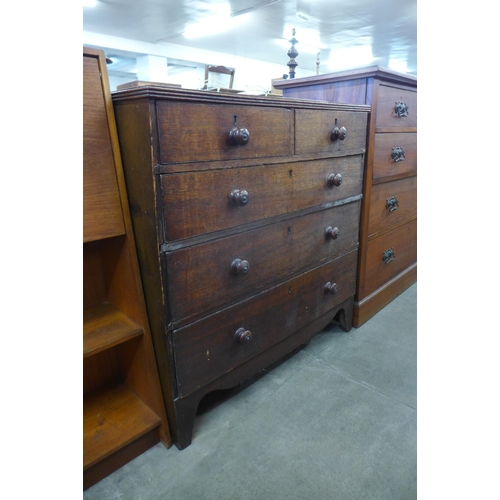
[83,47,171,490]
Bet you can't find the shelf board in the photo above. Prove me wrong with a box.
[83,303,143,358]
[83,384,161,470]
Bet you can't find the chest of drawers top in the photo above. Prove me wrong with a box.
[112,86,369,170]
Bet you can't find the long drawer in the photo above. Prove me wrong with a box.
[373,132,417,181]
[164,201,361,324]
[173,249,358,397]
[160,155,364,241]
[368,176,417,236]
[375,84,417,129]
[156,101,293,164]
[363,219,417,297]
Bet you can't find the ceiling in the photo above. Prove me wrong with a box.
[83,0,417,80]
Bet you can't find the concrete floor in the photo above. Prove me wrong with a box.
[84,283,417,500]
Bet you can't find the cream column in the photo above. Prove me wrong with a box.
[136,55,169,83]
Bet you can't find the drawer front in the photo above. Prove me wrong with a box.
[373,132,417,181]
[156,101,292,164]
[165,201,361,324]
[295,109,368,156]
[173,249,358,397]
[363,219,417,297]
[292,155,364,211]
[160,155,363,242]
[368,176,417,236]
[375,84,417,129]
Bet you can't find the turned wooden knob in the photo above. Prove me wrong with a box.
[234,327,252,344]
[327,173,342,188]
[229,127,250,146]
[325,226,340,240]
[331,126,347,141]
[230,189,249,206]
[324,282,338,295]
[231,258,250,275]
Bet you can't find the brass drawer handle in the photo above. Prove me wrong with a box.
[230,189,249,206]
[331,125,347,141]
[234,327,252,344]
[327,173,342,188]
[325,226,340,240]
[229,127,250,146]
[395,101,409,117]
[324,282,338,295]
[391,147,406,162]
[382,248,396,264]
[231,258,250,275]
[386,197,399,212]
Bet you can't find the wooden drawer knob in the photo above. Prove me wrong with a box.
[327,173,343,188]
[230,189,249,206]
[325,226,340,240]
[234,327,252,344]
[231,258,250,275]
[324,282,338,295]
[331,126,347,141]
[229,127,250,146]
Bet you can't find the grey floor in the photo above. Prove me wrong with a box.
[84,283,417,500]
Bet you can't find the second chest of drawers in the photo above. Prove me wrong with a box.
[275,67,417,327]
[112,87,369,448]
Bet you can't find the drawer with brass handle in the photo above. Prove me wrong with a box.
[373,132,417,181]
[375,84,417,129]
[362,219,417,297]
[368,176,417,236]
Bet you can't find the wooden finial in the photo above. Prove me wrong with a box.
[287,28,299,79]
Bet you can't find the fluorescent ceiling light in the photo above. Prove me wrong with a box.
[184,3,248,39]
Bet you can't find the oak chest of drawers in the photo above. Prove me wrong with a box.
[275,67,417,326]
[112,87,369,448]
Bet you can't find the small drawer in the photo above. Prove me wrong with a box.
[363,219,417,297]
[160,155,364,242]
[164,201,361,324]
[375,84,417,129]
[172,249,358,397]
[156,101,292,164]
[373,132,417,181]
[368,176,417,236]
[295,109,368,156]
